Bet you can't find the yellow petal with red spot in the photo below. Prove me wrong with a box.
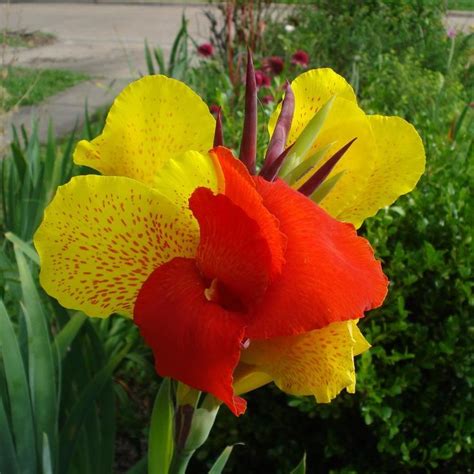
[336,115,426,227]
[241,321,370,403]
[268,68,356,140]
[153,149,224,214]
[74,75,215,184]
[34,175,199,318]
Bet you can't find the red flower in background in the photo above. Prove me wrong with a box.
[263,56,284,75]
[261,94,274,105]
[291,50,310,67]
[255,70,271,89]
[197,43,214,57]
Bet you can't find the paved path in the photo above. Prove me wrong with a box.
[0,3,213,147]
[1,3,472,149]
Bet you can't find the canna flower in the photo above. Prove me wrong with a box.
[291,49,310,68]
[197,42,214,58]
[34,60,424,415]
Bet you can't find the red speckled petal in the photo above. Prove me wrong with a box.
[246,177,388,339]
[134,257,247,415]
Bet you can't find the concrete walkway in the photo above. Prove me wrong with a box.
[0,3,214,147]
[1,3,473,148]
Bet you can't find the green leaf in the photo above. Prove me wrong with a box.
[0,299,37,473]
[42,433,53,474]
[148,378,174,474]
[153,47,166,75]
[127,456,147,474]
[53,312,87,361]
[279,96,335,176]
[15,247,57,468]
[4,232,40,264]
[144,39,156,75]
[0,396,19,474]
[290,453,306,474]
[185,405,219,451]
[208,445,235,474]
[59,343,129,472]
[310,171,346,203]
[282,143,333,185]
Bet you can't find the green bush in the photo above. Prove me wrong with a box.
[266,0,451,90]
[190,2,474,472]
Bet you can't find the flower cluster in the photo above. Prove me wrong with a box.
[35,58,424,415]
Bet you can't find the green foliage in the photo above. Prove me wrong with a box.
[0,66,88,111]
[191,2,473,473]
[0,238,124,474]
[144,15,191,80]
[266,0,451,91]
[1,123,78,241]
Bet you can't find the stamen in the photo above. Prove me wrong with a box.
[240,338,251,349]
[298,138,357,196]
[213,107,224,147]
[261,81,295,175]
[239,49,257,175]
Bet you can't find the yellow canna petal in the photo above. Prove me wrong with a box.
[153,149,224,214]
[74,75,215,185]
[336,115,426,227]
[233,363,273,396]
[241,321,370,403]
[34,175,200,318]
[297,98,377,217]
[268,68,357,140]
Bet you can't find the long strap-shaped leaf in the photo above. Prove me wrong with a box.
[0,299,36,474]
[15,247,58,471]
[148,378,174,474]
[59,343,130,472]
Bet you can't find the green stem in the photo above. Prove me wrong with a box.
[168,449,194,474]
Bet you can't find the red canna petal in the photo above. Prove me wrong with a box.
[134,257,247,415]
[246,177,389,339]
[190,187,274,306]
[211,146,286,280]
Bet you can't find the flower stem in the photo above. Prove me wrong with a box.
[168,449,194,474]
